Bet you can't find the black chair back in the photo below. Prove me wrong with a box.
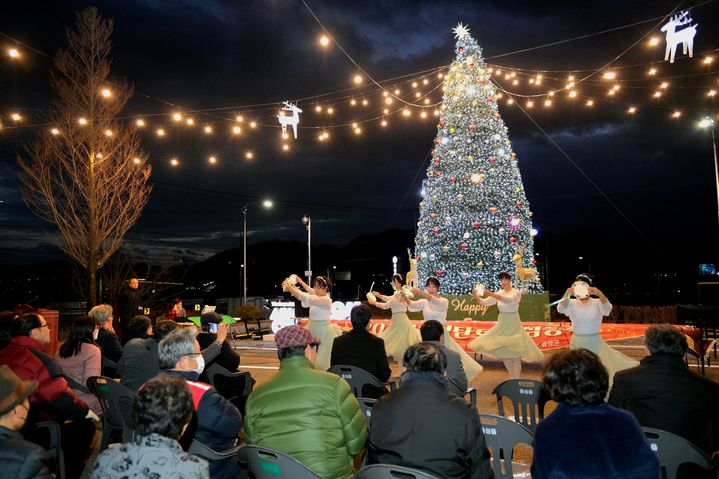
[479,413,534,479]
[35,421,65,479]
[244,445,323,478]
[491,378,548,432]
[642,427,715,479]
[205,363,254,414]
[355,464,441,478]
[327,365,387,398]
[87,376,136,449]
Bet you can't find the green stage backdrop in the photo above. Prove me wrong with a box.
[406,292,550,322]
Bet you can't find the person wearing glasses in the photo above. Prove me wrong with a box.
[0,313,98,478]
[158,328,242,479]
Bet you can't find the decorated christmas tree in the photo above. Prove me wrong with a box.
[415,23,541,294]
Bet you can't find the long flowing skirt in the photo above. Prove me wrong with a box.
[444,330,484,381]
[307,320,341,371]
[379,312,422,359]
[468,312,544,363]
[570,333,638,385]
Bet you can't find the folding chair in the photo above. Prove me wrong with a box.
[244,445,322,478]
[327,365,395,398]
[87,376,136,449]
[205,363,254,414]
[355,464,441,479]
[35,421,65,479]
[642,427,716,479]
[491,378,548,432]
[479,413,534,479]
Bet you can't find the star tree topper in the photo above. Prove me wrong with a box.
[453,22,471,40]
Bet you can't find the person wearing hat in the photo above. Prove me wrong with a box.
[557,273,637,385]
[196,311,240,381]
[245,325,367,479]
[0,365,51,478]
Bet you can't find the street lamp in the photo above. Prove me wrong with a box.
[302,215,312,285]
[699,116,719,227]
[242,199,273,305]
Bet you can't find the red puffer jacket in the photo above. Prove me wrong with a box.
[0,336,89,421]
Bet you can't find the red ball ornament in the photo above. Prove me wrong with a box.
[450,176,457,184]
[435,171,442,177]
[490,207,498,213]
[436,269,445,276]
[458,47,464,53]
[509,236,517,244]
[460,242,469,251]
[430,213,437,219]
[487,97,494,103]
[495,113,501,119]
[533,259,538,267]
[469,124,477,131]
[434,138,442,145]
[489,156,497,163]
[472,221,480,229]
[439,121,446,127]
[433,228,440,235]
[433,157,440,164]
[515,201,524,207]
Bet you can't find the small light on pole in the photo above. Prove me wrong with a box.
[302,215,312,285]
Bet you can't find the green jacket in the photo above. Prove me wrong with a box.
[245,355,367,479]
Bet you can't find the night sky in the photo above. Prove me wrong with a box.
[1,0,718,289]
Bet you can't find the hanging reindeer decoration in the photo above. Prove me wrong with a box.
[661,10,698,64]
[277,101,302,139]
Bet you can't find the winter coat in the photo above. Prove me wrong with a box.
[245,355,367,479]
[0,425,51,479]
[330,328,391,398]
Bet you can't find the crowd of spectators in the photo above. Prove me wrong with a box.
[0,300,716,479]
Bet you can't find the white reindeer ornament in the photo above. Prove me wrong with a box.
[661,10,698,64]
[277,101,302,139]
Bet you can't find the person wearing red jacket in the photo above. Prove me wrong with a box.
[0,313,97,478]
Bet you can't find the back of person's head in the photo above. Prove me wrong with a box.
[350,304,372,329]
[419,320,444,342]
[88,304,113,325]
[158,328,196,369]
[543,348,608,407]
[200,312,222,333]
[9,312,42,337]
[59,316,97,359]
[403,342,446,374]
[132,374,193,439]
[126,315,152,341]
[154,320,179,342]
[644,324,688,357]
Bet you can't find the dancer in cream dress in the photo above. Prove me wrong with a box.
[408,276,483,380]
[283,275,340,371]
[369,273,421,360]
[469,271,544,378]
[557,273,637,385]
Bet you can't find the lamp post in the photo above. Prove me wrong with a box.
[242,199,273,305]
[699,116,719,227]
[302,215,312,285]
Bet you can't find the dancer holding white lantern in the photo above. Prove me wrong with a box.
[557,273,637,384]
[368,273,421,360]
[469,271,544,379]
[408,276,483,380]
[282,274,340,370]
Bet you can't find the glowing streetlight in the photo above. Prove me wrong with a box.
[319,35,330,47]
[699,116,719,228]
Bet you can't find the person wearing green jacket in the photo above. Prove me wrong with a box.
[244,325,367,479]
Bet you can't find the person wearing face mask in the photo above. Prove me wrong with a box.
[557,273,637,386]
[56,316,103,415]
[0,365,51,479]
[469,271,544,379]
[158,328,242,479]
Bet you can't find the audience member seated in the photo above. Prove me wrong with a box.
[367,342,493,479]
[609,324,719,477]
[89,374,209,479]
[118,321,223,391]
[245,325,367,479]
[88,304,122,365]
[56,316,102,415]
[0,313,97,479]
[121,315,153,345]
[330,304,392,399]
[0,365,51,479]
[419,320,468,397]
[531,348,658,479]
[159,328,243,479]
[196,312,240,381]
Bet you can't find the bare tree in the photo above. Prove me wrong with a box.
[18,8,152,306]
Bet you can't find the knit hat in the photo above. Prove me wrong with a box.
[275,325,320,348]
[0,365,37,416]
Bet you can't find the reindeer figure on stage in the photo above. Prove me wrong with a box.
[512,242,538,292]
[661,11,697,63]
[406,248,418,288]
[277,101,302,139]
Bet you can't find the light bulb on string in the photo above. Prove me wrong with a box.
[653,91,662,98]
[232,126,242,135]
[8,48,20,59]
[186,118,194,126]
[648,37,660,46]
[250,121,257,129]
[648,67,657,75]
[208,155,217,165]
[172,113,182,122]
[170,158,179,167]
[660,82,669,89]
[327,107,334,114]
[709,90,717,98]
[362,99,368,106]
[235,115,244,122]
[319,35,330,47]
[381,119,388,127]
[282,144,290,151]
[156,128,165,136]
[135,119,146,127]
[11,113,22,122]
[315,105,322,112]
[586,100,594,107]
[602,71,616,80]
[245,151,254,159]
[350,99,357,106]
[132,157,141,165]
[354,74,363,84]
[672,110,681,119]
[704,56,714,65]
[204,125,213,134]
[628,106,637,114]
[50,127,60,136]
[100,88,112,98]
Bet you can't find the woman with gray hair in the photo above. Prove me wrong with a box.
[88,303,122,365]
